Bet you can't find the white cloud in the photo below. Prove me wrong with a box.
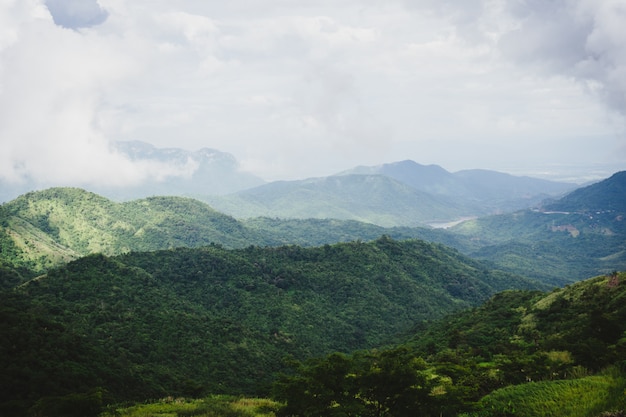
[0,0,624,190]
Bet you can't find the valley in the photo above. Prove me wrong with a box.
[0,164,625,417]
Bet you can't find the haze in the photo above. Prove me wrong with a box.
[1,0,625,193]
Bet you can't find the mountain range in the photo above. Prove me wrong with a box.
[1,170,625,287]
[1,142,576,228]
[201,160,575,227]
[1,158,626,415]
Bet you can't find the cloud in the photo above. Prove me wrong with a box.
[0,1,189,187]
[44,0,108,29]
[0,0,624,192]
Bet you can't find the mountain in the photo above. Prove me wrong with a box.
[1,187,468,280]
[0,141,265,204]
[202,161,575,228]
[543,170,626,212]
[340,160,575,212]
[449,171,626,285]
[98,141,266,199]
[202,174,466,227]
[0,238,539,413]
[0,187,267,277]
[275,272,626,417]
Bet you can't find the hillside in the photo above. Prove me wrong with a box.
[202,174,465,227]
[275,272,626,417]
[1,187,466,280]
[339,160,574,213]
[450,171,626,285]
[0,238,538,415]
[0,188,267,277]
[0,142,265,203]
[543,170,626,212]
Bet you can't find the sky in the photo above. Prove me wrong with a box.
[1,0,625,191]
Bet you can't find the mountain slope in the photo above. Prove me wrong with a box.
[543,170,626,212]
[202,174,465,227]
[339,160,574,212]
[0,188,267,276]
[449,171,626,285]
[267,272,626,417]
[0,238,539,411]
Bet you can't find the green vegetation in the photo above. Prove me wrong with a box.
[0,188,267,277]
[272,273,626,416]
[1,237,536,415]
[2,174,626,416]
[101,396,280,417]
[467,370,626,417]
[451,209,626,286]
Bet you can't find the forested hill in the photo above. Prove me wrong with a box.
[0,187,264,275]
[450,171,626,285]
[275,272,626,417]
[0,237,538,414]
[0,187,457,280]
[543,170,626,212]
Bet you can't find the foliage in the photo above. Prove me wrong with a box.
[273,348,444,417]
[1,237,533,413]
[467,370,626,417]
[100,395,280,417]
[273,273,626,416]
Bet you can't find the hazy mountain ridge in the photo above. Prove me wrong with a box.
[202,174,466,227]
[340,160,575,209]
[0,141,266,204]
[1,170,624,286]
[202,162,575,226]
[101,141,266,199]
[450,171,626,285]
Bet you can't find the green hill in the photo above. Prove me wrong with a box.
[0,187,464,281]
[449,172,626,285]
[0,238,537,414]
[275,272,626,417]
[201,174,466,227]
[0,188,267,278]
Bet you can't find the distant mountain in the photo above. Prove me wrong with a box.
[340,160,575,212]
[449,171,626,285]
[202,161,575,227]
[543,170,626,212]
[0,141,265,204]
[202,174,466,227]
[99,141,265,199]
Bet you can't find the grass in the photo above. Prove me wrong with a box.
[464,369,626,417]
[100,396,280,417]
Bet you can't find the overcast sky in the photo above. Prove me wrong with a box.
[1,0,625,190]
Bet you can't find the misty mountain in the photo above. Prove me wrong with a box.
[339,160,575,212]
[542,170,626,213]
[0,142,265,204]
[201,174,466,227]
[98,141,266,199]
[450,170,626,285]
[203,161,575,227]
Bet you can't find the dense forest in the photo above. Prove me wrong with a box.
[1,173,625,416]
